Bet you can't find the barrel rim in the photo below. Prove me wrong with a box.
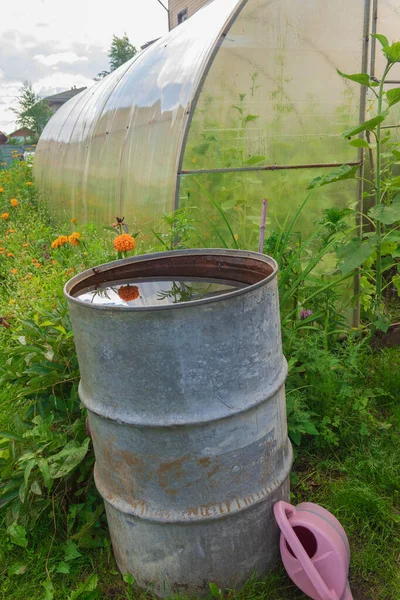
[64,248,279,312]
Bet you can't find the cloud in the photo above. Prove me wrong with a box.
[0,29,107,131]
[34,52,89,66]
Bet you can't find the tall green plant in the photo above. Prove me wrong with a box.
[331,35,400,330]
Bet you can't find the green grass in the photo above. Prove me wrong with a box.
[1,161,400,599]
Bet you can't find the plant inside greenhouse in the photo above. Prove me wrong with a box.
[1,0,400,599]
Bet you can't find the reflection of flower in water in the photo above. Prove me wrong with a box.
[118,285,140,302]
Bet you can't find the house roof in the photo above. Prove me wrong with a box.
[43,87,86,104]
[9,127,35,137]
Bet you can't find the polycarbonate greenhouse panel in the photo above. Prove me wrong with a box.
[178,168,358,250]
[182,0,366,173]
[34,0,246,226]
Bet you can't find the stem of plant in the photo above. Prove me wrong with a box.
[374,61,392,314]
[258,198,268,253]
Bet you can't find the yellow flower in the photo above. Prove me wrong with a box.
[51,235,69,249]
[10,199,18,207]
[0,187,3,193]
[10,270,17,276]
[113,233,136,252]
[118,285,140,302]
[8,229,15,234]
[68,232,81,246]
[26,181,33,186]
[70,218,78,223]
[1,213,9,220]
[25,273,33,279]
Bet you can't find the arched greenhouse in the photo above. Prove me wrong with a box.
[34,0,400,249]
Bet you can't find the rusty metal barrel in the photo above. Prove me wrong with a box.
[64,249,292,597]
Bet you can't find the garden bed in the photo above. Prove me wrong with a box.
[0,161,400,599]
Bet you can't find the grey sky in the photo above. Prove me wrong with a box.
[0,0,169,132]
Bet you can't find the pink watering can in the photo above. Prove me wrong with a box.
[274,501,353,600]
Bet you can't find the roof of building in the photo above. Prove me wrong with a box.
[8,127,35,137]
[43,87,86,104]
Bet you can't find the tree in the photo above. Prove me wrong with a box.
[11,82,52,136]
[96,33,137,80]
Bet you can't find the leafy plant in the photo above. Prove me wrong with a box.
[330,35,400,330]
[152,206,197,250]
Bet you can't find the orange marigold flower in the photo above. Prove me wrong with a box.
[10,199,18,207]
[34,262,42,268]
[22,243,29,247]
[0,187,3,193]
[70,218,78,223]
[0,249,4,254]
[68,232,81,246]
[8,229,15,233]
[113,233,136,253]
[7,253,14,257]
[51,235,69,249]
[1,213,9,220]
[118,285,140,302]
[25,273,33,279]
[26,182,33,186]
[10,269,18,275]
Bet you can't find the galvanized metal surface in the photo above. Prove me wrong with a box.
[65,249,292,597]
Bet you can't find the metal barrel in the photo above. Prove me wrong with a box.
[65,249,292,597]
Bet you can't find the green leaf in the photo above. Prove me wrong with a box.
[386,88,400,108]
[339,235,378,275]
[221,198,237,211]
[244,154,266,165]
[31,480,42,495]
[244,114,259,122]
[289,430,302,446]
[302,422,319,436]
[63,539,82,562]
[336,70,373,86]
[307,164,358,189]
[49,439,90,479]
[8,562,27,576]
[24,458,36,488]
[343,113,388,138]
[349,139,370,148]
[383,42,400,63]
[56,562,70,574]
[123,573,135,585]
[0,431,24,442]
[393,275,400,295]
[67,574,99,600]
[7,522,28,548]
[372,33,389,48]
[209,583,222,597]
[369,194,400,225]
[42,580,55,600]
[374,314,391,333]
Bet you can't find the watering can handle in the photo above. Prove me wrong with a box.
[274,501,339,600]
